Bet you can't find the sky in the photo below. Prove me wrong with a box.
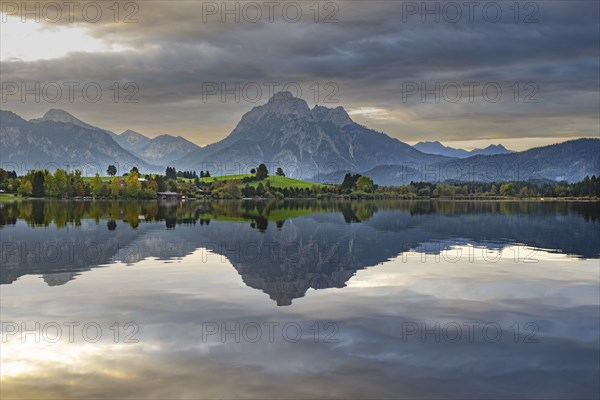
[0,0,599,151]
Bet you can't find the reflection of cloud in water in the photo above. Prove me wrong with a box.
[1,201,598,398]
[1,247,598,399]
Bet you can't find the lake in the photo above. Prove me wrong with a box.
[1,199,599,399]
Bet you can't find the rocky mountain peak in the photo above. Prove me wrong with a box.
[112,129,151,153]
[486,144,509,151]
[267,91,296,103]
[0,109,26,124]
[232,91,311,132]
[236,93,355,132]
[42,109,89,127]
[121,129,146,138]
[263,91,311,116]
[311,105,353,127]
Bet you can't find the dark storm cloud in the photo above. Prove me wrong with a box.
[1,0,598,147]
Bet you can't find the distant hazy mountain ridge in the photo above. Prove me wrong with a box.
[138,134,200,165]
[358,139,600,185]
[112,129,152,153]
[414,141,513,158]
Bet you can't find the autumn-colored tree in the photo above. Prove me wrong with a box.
[111,177,120,198]
[500,183,516,197]
[19,180,32,196]
[355,176,374,192]
[71,170,85,197]
[91,173,104,197]
[125,171,141,197]
[44,171,57,197]
[54,169,68,197]
[147,180,158,192]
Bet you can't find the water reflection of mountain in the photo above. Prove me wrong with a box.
[1,200,598,305]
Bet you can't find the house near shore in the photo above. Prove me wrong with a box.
[157,191,181,200]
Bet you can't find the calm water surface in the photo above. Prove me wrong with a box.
[1,200,599,399]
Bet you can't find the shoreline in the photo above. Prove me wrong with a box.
[1,195,598,203]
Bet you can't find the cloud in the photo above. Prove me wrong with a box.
[1,0,598,147]
[348,106,396,120]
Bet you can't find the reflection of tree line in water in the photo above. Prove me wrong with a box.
[2,199,599,290]
[1,199,598,229]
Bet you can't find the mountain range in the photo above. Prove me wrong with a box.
[1,92,598,183]
[413,141,513,158]
[1,109,159,174]
[112,130,200,166]
[355,137,600,185]
[1,109,199,175]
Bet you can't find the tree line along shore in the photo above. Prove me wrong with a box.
[1,164,599,201]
